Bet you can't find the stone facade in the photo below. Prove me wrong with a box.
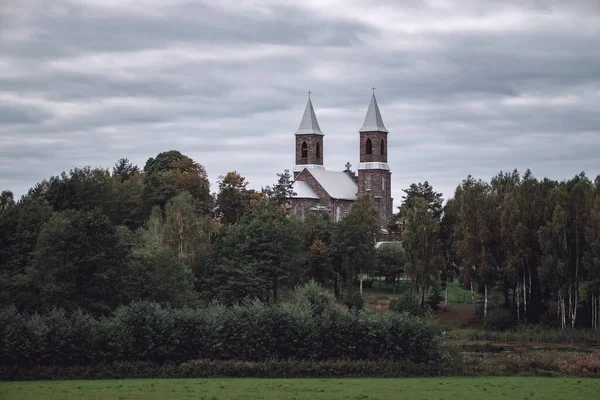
[359,131,387,163]
[294,134,323,179]
[357,130,393,228]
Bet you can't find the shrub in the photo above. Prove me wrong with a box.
[0,291,443,367]
[483,309,517,332]
[344,290,365,311]
[389,292,423,317]
[290,281,337,315]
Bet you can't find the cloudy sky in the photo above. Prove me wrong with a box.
[1,0,599,207]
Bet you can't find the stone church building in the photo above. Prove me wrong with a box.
[289,93,393,230]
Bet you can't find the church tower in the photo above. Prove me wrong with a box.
[357,92,393,229]
[293,95,325,179]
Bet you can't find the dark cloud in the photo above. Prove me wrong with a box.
[1,0,599,206]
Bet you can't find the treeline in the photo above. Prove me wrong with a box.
[398,171,600,329]
[0,150,379,314]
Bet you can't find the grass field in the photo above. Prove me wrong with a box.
[2,377,599,400]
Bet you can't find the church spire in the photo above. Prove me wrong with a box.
[359,92,388,133]
[295,96,324,135]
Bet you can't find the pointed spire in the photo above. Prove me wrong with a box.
[295,97,324,135]
[359,92,388,133]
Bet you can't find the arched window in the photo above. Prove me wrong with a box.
[295,204,304,218]
[380,139,385,156]
[365,176,372,191]
[301,141,308,158]
[336,206,341,222]
[366,138,372,155]
[316,141,321,159]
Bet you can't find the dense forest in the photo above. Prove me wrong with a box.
[1,149,599,330]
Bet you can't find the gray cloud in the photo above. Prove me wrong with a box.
[1,0,599,206]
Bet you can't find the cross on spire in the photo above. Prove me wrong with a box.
[308,90,312,98]
[371,86,376,93]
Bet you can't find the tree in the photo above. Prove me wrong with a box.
[112,158,140,182]
[397,181,444,223]
[584,176,600,328]
[128,248,197,307]
[402,196,441,306]
[331,196,378,296]
[163,191,213,264]
[109,172,147,230]
[199,198,302,304]
[0,190,15,213]
[453,176,497,317]
[0,196,53,308]
[215,171,252,224]
[266,169,296,205]
[143,150,212,214]
[26,209,130,314]
[375,243,406,292]
[31,167,112,213]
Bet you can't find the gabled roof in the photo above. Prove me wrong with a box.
[295,98,324,135]
[308,169,358,201]
[292,180,319,199]
[359,93,388,133]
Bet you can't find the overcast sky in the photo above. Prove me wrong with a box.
[1,0,599,207]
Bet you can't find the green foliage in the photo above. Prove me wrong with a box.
[402,196,441,304]
[26,209,131,314]
[129,248,197,307]
[376,243,405,279]
[397,181,444,222]
[331,196,378,294]
[483,309,517,332]
[200,198,303,304]
[143,150,212,214]
[389,292,424,317]
[215,171,253,224]
[264,169,296,205]
[291,281,337,315]
[427,280,444,310]
[0,292,443,367]
[344,290,365,311]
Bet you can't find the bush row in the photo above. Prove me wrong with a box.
[0,298,443,366]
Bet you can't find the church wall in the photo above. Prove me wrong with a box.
[358,169,393,228]
[295,134,324,166]
[359,131,388,163]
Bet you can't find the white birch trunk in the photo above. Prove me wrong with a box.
[572,285,578,328]
[516,283,520,323]
[592,294,596,329]
[484,284,488,318]
[359,269,363,295]
[470,281,476,313]
[444,285,449,312]
[523,271,527,323]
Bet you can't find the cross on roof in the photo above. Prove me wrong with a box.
[345,162,352,171]
[372,86,376,93]
[308,90,312,98]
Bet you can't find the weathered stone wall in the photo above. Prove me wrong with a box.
[295,134,324,166]
[359,131,387,163]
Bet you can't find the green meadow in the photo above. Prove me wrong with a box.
[1,377,599,400]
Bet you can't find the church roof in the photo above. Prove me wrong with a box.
[292,180,320,199]
[359,93,388,133]
[309,169,358,201]
[295,98,324,135]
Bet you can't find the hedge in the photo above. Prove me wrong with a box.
[0,298,443,367]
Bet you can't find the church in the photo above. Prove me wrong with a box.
[289,92,394,231]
